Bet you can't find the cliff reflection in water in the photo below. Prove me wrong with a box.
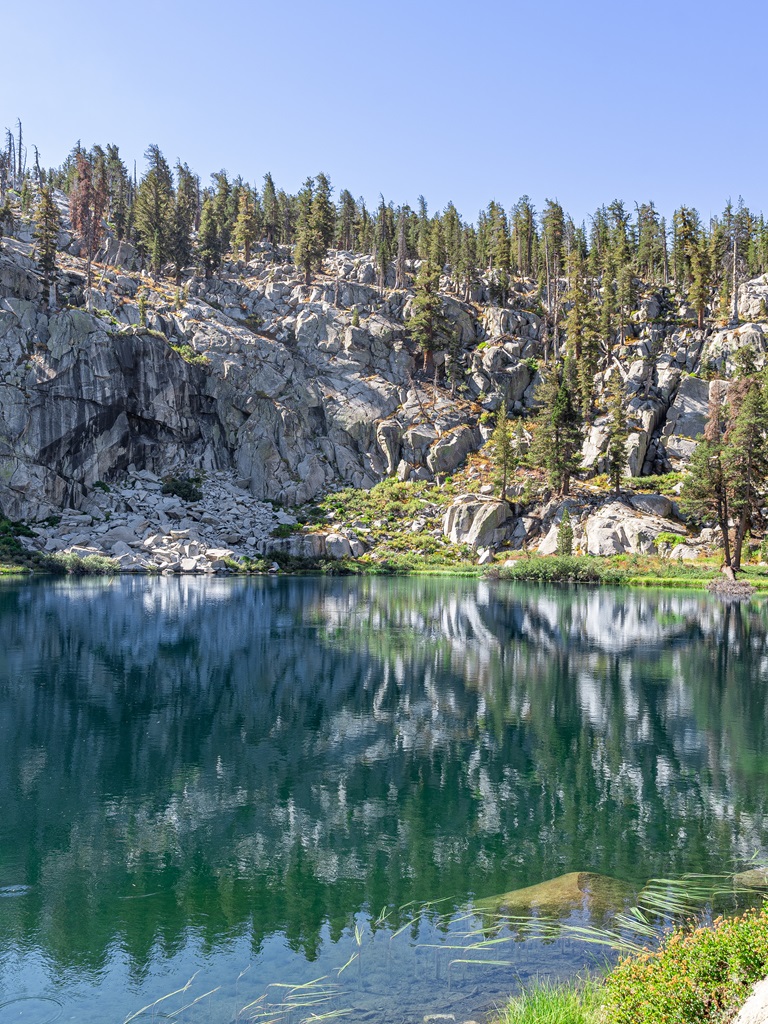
[0,576,766,977]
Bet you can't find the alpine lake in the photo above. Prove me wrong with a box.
[1,576,767,1024]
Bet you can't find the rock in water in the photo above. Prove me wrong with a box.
[475,871,637,922]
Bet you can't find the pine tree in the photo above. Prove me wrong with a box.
[170,162,198,282]
[134,145,174,278]
[233,188,258,265]
[34,184,60,310]
[456,224,478,301]
[262,172,279,245]
[197,193,221,279]
[416,196,430,259]
[726,375,768,569]
[407,222,450,372]
[374,195,393,291]
[681,382,732,570]
[689,232,712,330]
[511,195,536,278]
[487,403,515,500]
[293,177,323,285]
[209,171,235,255]
[20,178,32,216]
[604,370,628,493]
[312,173,335,252]
[336,189,357,251]
[104,144,131,240]
[531,363,583,495]
[0,197,13,249]
[564,250,599,420]
[442,202,462,286]
[395,208,409,289]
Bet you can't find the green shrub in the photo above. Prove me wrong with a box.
[170,343,210,367]
[49,553,118,576]
[242,313,262,332]
[629,472,683,494]
[557,509,574,556]
[272,523,298,538]
[656,531,684,547]
[498,555,623,585]
[602,906,768,1024]
[161,476,203,502]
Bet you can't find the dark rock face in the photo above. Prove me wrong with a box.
[0,301,226,519]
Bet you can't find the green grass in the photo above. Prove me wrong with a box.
[493,553,768,590]
[628,472,684,495]
[497,978,602,1024]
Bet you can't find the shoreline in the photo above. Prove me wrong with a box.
[3,555,768,594]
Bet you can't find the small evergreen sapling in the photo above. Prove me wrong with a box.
[605,370,628,493]
[557,508,573,555]
[488,403,515,500]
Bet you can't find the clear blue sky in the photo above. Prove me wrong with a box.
[4,0,766,226]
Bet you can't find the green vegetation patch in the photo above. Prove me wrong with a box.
[498,979,602,1024]
[48,552,118,576]
[602,905,768,1024]
[170,343,210,367]
[161,475,203,502]
[495,554,728,588]
[0,517,49,573]
[629,472,684,495]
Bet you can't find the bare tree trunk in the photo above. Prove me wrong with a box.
[732,506,750,571]
[729,238,739,327]
[16,119,22,186]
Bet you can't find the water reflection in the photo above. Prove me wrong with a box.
[0,577,766,1020]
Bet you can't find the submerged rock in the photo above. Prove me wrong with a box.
[475,871,637,921]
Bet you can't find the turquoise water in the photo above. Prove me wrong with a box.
[0,577,766,1023]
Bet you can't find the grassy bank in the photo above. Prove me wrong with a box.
[497,905,768,1024]
[493,553,768,590]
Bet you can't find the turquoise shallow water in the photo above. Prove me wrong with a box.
[0,576,766,1023]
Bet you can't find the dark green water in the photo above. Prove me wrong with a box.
[0,577,766,1024]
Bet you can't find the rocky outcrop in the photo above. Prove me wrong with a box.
[442,495,513,550]
[662,375,715,466]
[738,275,768,322]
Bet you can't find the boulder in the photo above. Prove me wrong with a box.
[442,496,512,550]
[427,425,481,476]
[324,533,353,559]
[733,979,768,1024]
[537,523,560,555]
[585,518,627,556]
[475,872,636,923]
[581,422,610,470]
[629,493,673,518]
[668,543,699,561]
[376,419,402,476]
